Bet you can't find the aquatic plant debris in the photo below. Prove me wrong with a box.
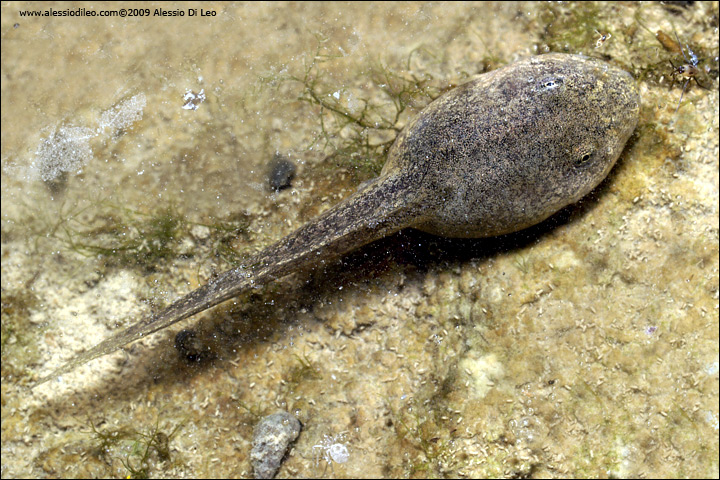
[33,93,146,182]
[182,89,205,110]
[98,94,147,134]
[34,125,95,182]
[312,432,350,467]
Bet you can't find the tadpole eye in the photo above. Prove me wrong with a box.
[575,152,592,167]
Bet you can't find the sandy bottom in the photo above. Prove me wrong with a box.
[2,2,718,478]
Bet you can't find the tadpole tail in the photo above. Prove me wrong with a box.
[33,172,420,388]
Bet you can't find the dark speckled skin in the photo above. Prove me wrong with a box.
[35,54,639,386]
[392,53,640,237]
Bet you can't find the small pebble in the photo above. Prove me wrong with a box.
[190,224,211,241]
[267,153,296,191]
[174,329,204,362]
[251,412,302,479]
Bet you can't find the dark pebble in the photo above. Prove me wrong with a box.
[268,153,296,191]
[174,329,205,362]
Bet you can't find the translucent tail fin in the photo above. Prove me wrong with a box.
[33,173,419,387]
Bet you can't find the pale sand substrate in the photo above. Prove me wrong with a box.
[2,2,718,478]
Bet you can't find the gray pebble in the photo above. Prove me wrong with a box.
[250,412,302,479]
[268,153,296,191]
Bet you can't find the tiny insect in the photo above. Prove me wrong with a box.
[594,29,611,49]
[668,32,708,114]
[312,432,350,467]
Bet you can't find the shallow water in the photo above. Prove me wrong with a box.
[2,2,718,477]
